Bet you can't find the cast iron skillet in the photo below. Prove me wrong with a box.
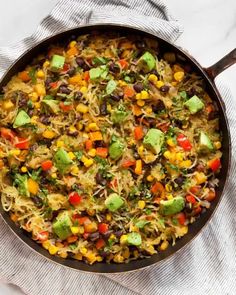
[0,24,234,273]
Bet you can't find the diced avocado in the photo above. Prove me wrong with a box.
[135,219,150,229]
[52,211,72,240]
[106,80,117,94]
[50,55,65,72]
[127,232,142,246]
[159,196,185,216]
[111,108,128,124]
[199,131,214,152]
[109,139,124,160]
[89,65,108,80]
[13,110,31,128]
[54,148,73,173]
[42,98,60,113]
[138,52,156,72]
[143,128,164,154]
[105,193,124,212]
[184,95,204,114]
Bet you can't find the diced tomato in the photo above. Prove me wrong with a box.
[50,81,59,89]
[96,238,105,250]
[205,190,216,202]
[118,59,128,69]
[85,139,93,151]
[190,186,201,194]
[208,158,221,172]
[96,147,108,158]
[98,223,109,234]
[124,86,135,98]
[77,216,90,225]
[134,126,144,140]
[18,71,31,82]
[14,138,30,149]
[37,231,49,242]
[41,160,53,171]
[84,71,90,82]
[177,133,192,151]
[194,206,202,215]
[63,63,70,72]
[0,128,15,141]
[67,235,78,244]
[59,102,73,112]
[68,192,82,206]
[151,182,165,198]
[186,194,196,204]
[83,233,89,239]
[177,212,186,225]
[121,160,136,168]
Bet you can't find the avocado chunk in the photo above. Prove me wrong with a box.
[50,55,65,72]
[111,108,128,124]
[105,193,124,212]
[52,211,72,240]
[13,110,31,128]
[143,128,164,154]
[138,52,156,72]
[106,80,117,94]
[42,97,60,113]
[199,131,214,152]
[127,232,142,246]
[109,139,124,160]
[54,148,73,173]
[89,65,108,80]
[159,196,185,216]
[184,95,204,114]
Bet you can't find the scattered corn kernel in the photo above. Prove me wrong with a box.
[156,81,164,88]
[80,247,88,255]
[123,248,130,259]
[84,158,94,168]
[171,81,178,86]
[21,166,28,173]
[36,70,45,79]
[138,145,144,156]
[194,172,207,184]
[71,226,80,235]
[34,84,46,96]
[42,129,56,139]
[57,140,64,148]
[138,200,146,209]
[10,149,21,156]
[34,102,41,109]
[120,234,128,245]
[118,80,127,87]
[136,93,141,100]
[31,115,38,124]
[74,253,83,260]
[179,160,192,168]
[148,74,158,83]
[69,40,77,48]
[51,173,57,179]
[96,256,103,262]
[166,194,173,200]
[42,240,50,250]
[28,178,39,195]
[173,65,184,73]
[76,103,88,113]
[68,152,76,160]
[174,71,185,82]
[71,165,79,174]
[88,148,96,157]
[165,183,172,192]
[110,234,116,240]
[134,159,142,175]
[59,252,68,259]
[166,138,176,147]
[80,86,88,94]
[43,60,50,68]
[147,175,154,182]
[145,106,152,114]
[48,245,59,255]
[106,213,112,221]
[107,104,112,112]
[176,152,184,162]
[160,240,169,251]
[164,150,171,159]
[86,251,97,264]
[214,141,221,149]
[140,90,149,100]
[137,100,145,107]
[76,122,83,130]
[3,100,14,110]
[55,242,64,248]
[29,92,39,102]
[88,123,99,131]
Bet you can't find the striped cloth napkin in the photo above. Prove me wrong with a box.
[0,1,235,294]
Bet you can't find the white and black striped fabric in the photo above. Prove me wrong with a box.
[0,1,235,294]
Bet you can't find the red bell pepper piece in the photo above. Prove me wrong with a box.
[0,127,15,141]
[37,231,49,242]
[208,158,221,172]
[59,102,73,112]
[62,63,70,72]
[84,71,90,82]
[134,126,144,140]
[186,194,196,204]
[96,147,108,158]
[77,216,90,225]
[50,81,59,89]
[177,133,192,151]
[177,212,186,225]
[121,160,136,168]
[68,192,82,206]
[41,160,53,171]
[118,59,128,69]
[98,223,109,234]
[14,138,30,149]
[83,232,90,240]
[96,238,105,250]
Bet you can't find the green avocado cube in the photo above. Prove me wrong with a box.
[52,211,72,240]
[111,108,128,124]
[106,80,117,94]
[138,52,156,72]
[143,128,164,154]
[105,193,124,212]
[54,148,73,173]
[199,131,214,152]
[159,196,185,216]
[42,98,60,113]
[50,55,65,72]
[109,140,124,160]
[127,232,142,246]
[13,110,31,128]
[89,65,108,80]
[184,95,204,114]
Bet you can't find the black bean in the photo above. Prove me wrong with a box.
[150,69,160,79]
[67,67,76,76]
[187,87,197,97]
[160,85,170,93]
[95,172,107,186]
[110,93,121,102]
[109,62,120,73]
[100,251,109,258]
[74,91,83,100]
[28,109,34,117]
[208,111,218,121]
[187,167,195,173]
[146,117,157,127]
[59,85,71,94]
[31,196,43,207]
[18,97,28,107]
[100,101,108,115]
[114,230,123,238]
[174,119,183,129]
[45,78,53,89]
[94,140,106,148]
[89,232,100,241]
[153,100,165,113]
[133,152,140,160]
[133,82,144,93]
[102,230,113,239]
[40,115,50,125]
[175,176,185,186]
[135,40,146,49]
[76,57,85,67]
[184,203,192,214]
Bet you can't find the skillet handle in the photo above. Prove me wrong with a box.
[205,48,236,80]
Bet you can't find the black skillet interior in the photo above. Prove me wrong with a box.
[0,24,231,273]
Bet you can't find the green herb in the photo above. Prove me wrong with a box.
[135,219,150,228]
[69,244,77,250]
[30,168,42,181]
[13,173,29,197]
[106,80,117,94]
[27,100,33,108]
[89,65,108,80]
[94,156,108,167]
[92,56,108,65]
[144,208,152,215]
[124,76,131,83]
[158,218,165,228]
[168,163,179,171]
[44,207,53,219]
[74,151,83,160]
[179,91,188,100]
[172,218,178,225]
[28,68,37,84]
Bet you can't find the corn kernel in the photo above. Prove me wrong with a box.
[43,60,50,68]
[156,81,164,88]
[133,250,139,258]
[123,248,130,259]
[71,165,79,174]
[160,240,169,251]
[42,129,56,139]
[166,194,173,200]
[214,141,221,149]
[59,252,68,259]
[3,100,14,110]
[179,160,192,168]
[176,152,184,162]
[166,138,176,147]
[21,166,28,173]
[106,213,112,221]
[81,155,88,163]
[173,65,184,73]
[171,81,178,87]
[69,126,77,133]
[174,71,184,82]
[134,159,142,175]
[165,183,172,192]
[31,116,38,124]
[29,92,39,102]
[48,245,59,255]
[164,151,171,159]
[88,123,99,131]
[71,226,79,235]
[145,106,152,114]
[136,93,141,100]
[147,175,154,182]
[80,247,88,255]
[76,122,83,130]
[80,86,87,93]
[138,145,144,156]
[86,251,97,264]
[118,80,127,87]
[120,234,128,245]
[42,240,50,250]
[36,70,45,79]
[76,103,88,114]
[55,242,64,248]
[57,140,64,148]
[110,234,116,240]
[96,256,103,262]
[34,84,46,96]
[138,200,146,209]
[68,152,76,160]
[74,253,83,260]
[34,102,41,109]
[78,226,84,234]
[107,104,112,112]
[69,41,77,48]
[88,148,96,157]
[148,74,158,83]
[140,90,149,100]
[84,158,94,168]
[51,173,57,179]
[194,172,207,184]
[137,100,145,107]
[10,149,21,156]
